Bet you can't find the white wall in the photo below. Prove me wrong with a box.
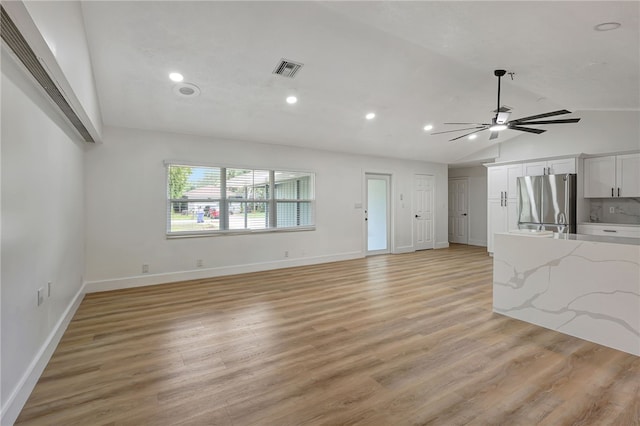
[84,126,448,290]
[1,51,86,424]
[448,166,487,247]
[497,110,640,162]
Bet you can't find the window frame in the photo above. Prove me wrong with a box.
[165,161,315,238]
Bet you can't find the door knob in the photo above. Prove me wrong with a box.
[415,214,421,218]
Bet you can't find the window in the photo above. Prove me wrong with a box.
[166,163,314,236]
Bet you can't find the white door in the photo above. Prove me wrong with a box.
[414,174,434,250]
[448,178,469,244]
[366,174,391,255]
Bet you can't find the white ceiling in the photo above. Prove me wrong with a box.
[80,1,639,164]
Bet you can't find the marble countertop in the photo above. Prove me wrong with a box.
[579,222,640,228]
[504,231,640,246]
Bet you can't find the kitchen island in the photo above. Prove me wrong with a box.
[493,232,640,356]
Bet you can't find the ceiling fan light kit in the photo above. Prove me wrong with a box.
[432,69,581,141]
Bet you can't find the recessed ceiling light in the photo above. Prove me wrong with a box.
[172,82,200,97]
[468,134,478,140]
[286,96,298,104]
[423,124,433,131]
[594,22,621,31]
[365,112,376,120]
[169,72,184,82]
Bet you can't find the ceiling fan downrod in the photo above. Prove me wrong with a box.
[494,69,506,116]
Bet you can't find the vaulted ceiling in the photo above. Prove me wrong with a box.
[80,1,639,163]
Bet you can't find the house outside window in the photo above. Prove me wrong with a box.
[166,163,314,236]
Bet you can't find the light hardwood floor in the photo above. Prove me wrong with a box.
[16,244,640,425]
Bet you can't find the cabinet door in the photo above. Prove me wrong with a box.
[505,164,523,200]
[584,156,616,198]
[548,158,576,174]
[523,161,547,176]
[487,199,507,253]
[487,166,507,199]
[488,164,523,200]
[616,153,640,197]
[505,197,520,231]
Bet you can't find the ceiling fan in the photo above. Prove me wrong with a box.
[432,69,581,141]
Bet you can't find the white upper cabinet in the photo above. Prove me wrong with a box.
[616,154,640,197]
[523,161,547,176]
[584,153,639,198]
[547,158,576,174]
[584,156,616,197]
[523,158,576,176]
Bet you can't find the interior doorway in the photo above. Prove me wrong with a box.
[365,174,391,255]
[414,174,434,250]
[448,178,469,244]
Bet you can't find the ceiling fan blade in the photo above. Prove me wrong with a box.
[431,126,486,135]
[444,122,490,126]
[511,109,572,123]
[511,118,581,125]
[489,131,499,140]
[509,125,547,134]
[449,127,488,141]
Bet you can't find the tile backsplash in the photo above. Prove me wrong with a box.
[589,198,640,224]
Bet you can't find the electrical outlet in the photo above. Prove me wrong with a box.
[47,281,52,297]
[37,288,44,306]
[196,259,203,268]
[609,207,615,213]
[284,250,289,258]
[142,264,149,273]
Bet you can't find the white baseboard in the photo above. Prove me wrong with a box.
[1,283,86,426]
[435,241,450,249]
[393,245,415,254]
[84,251,363,293]
[468,239,487,247]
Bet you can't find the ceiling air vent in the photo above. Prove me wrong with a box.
[272,59,303,78]
[1,5,96,142]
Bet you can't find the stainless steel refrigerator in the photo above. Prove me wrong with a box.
[517,174,577,233]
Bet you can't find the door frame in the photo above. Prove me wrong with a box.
[364,172,393,256]
[448,177,470,244]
